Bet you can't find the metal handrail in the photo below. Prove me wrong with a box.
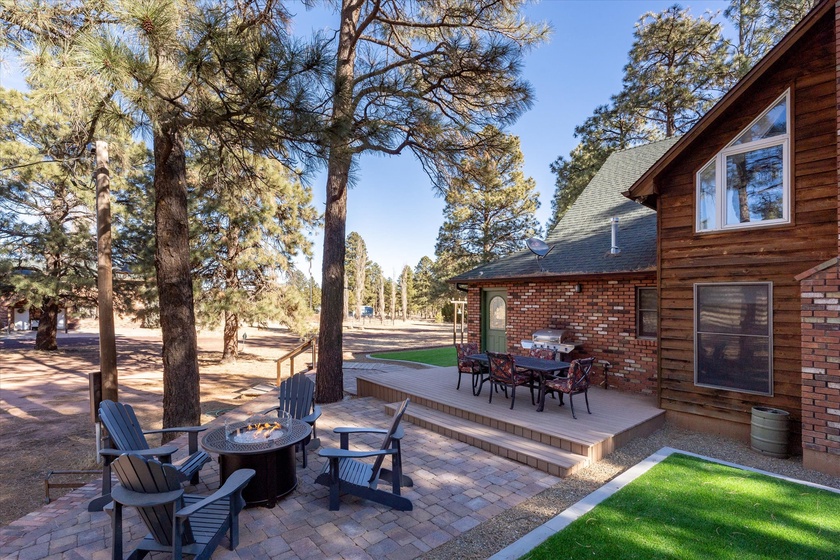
[276,337,317,385]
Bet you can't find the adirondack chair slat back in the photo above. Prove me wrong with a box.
[368,399,410,485]
[112,454,194,547]
[99,400,150,451]
[278,373,314,420]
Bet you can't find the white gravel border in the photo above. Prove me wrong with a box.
[489,446,840,560]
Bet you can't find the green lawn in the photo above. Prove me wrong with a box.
[370,346,456,367]
[523,453,840,560]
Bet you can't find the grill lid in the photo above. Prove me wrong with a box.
[531,328,572,343]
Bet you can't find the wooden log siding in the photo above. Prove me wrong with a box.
[465,274,658,395]
[654,11,838,429]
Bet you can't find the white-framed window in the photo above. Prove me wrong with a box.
[694,282,772,395]
[697,90,790,232]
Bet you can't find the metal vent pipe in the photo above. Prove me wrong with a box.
[610,217,621,254]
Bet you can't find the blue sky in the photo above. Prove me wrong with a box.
[1,0,732,282]
[287,0,731,281]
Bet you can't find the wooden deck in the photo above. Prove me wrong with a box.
[357,366,665,478]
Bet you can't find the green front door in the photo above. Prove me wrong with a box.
[482,289,507,353]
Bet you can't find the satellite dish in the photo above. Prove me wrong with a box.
[526,237,554,271]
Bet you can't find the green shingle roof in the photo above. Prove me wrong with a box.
[450,137,679,283]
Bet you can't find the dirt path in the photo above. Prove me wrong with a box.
[0,319,454,527]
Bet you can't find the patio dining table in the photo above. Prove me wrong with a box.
[467,353,570,412]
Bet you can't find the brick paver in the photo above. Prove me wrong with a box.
[0,364,560,559]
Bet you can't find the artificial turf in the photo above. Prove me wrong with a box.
[370,346,456,366]
[522,453,840,560]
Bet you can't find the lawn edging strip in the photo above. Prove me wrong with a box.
[488,446,840,560]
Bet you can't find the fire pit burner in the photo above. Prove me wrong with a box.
[225,412,291,445]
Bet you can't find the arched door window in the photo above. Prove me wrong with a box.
[489,296,506,330]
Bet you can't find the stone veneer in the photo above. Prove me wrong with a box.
[465,274,658,395]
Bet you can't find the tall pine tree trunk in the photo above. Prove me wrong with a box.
[315,0,361,404]
[222,310,239,362]
[95,141,119,402]
[317,154,351,403]
[154,125,201,434]
[35,297,59,350]
[221,233,240,363]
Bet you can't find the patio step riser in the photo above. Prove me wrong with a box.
[384,403,590,478]
[359,378,596,459]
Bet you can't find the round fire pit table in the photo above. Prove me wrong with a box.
[202,417,311,508]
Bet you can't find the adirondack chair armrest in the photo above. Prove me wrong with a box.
[333,426,404,438]
[100,446,178,460]
[302,405,321,425]
[111,485,184,508]
[144,426,206,454]
[175,468,256,518]
[319,448,397,460]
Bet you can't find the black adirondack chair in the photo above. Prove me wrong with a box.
[263,372,322,467]
[90,400,211,512]
[315,399,413,511]
[108,453,254,560]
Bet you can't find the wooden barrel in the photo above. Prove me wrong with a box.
[750,406,789,458]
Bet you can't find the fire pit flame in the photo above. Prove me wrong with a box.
[225,413,290,445]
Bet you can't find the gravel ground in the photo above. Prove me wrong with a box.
[419,423,840,560]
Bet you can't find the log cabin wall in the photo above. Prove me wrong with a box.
[654,10,838,439]
[466,274,658,394]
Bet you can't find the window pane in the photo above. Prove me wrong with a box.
[489,296,505,330]
[697,161,716,231]
[725,144,784,226]
[639,310,657,338]
[697,333,771,394]
[638,288,657,310]
[697,284,769,336]
[732,97,786,146]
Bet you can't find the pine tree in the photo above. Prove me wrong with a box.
[190,145,319,361]
[547,100,650,229]
[622,5,729,138]
[435,127,542,272]
[344,232,369,321]
[2,0,325,429]
[314,0,548,403]
[400,265,412,321]
[0,88,147,349]
[725,0,816,80]
[413,256,438,319]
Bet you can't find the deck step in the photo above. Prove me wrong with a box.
[386,402,589,478]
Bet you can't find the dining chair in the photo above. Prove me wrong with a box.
[487,352,535,410]
[455,342,483,394]
[541,357,596,419]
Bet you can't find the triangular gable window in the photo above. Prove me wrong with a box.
[697,90,790,232]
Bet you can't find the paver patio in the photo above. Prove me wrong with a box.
[0,367,560,560]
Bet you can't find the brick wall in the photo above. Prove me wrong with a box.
[466,274,658,394]
[798,259,840,473]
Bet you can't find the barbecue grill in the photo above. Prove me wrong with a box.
[521,328,577,356]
